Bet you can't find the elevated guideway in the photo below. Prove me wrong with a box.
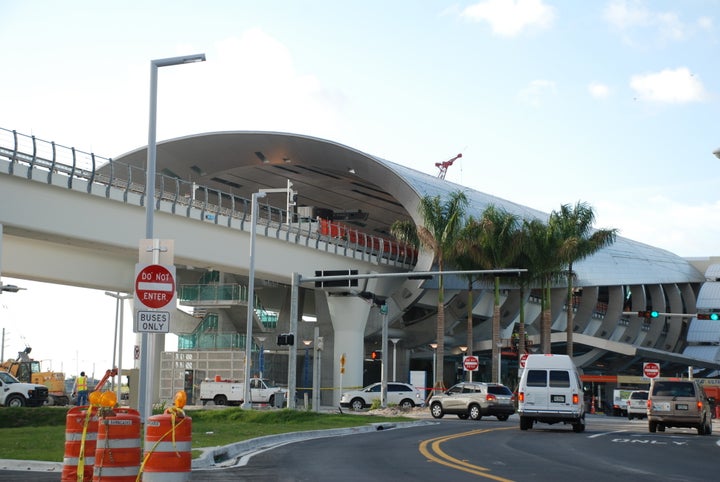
[0,128,421,404]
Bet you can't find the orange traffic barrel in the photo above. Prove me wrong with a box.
[62,406,98,482]
[141,411,193,481]
[93,407,141,481]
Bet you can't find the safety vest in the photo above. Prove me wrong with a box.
[77,376,87,391]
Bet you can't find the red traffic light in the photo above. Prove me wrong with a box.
[371,351,378,360]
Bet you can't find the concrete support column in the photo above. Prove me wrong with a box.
[324,293,372,406]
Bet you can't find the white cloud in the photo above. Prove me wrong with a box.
[603,0,693,43]
[697,16,713,30]
[517,79,556,106]
[588,82,611,99]
[461,0,556,37]
[595,194,720,258]
[630,67,708,103]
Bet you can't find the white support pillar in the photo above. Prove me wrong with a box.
[324,293,372,406]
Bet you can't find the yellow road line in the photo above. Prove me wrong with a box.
[418,426,516,481]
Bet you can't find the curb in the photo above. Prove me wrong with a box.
[192,420,434,470]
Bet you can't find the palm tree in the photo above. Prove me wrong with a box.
[521,218,564,353]
[549,202,617,357]
[460,206,521,383]
[395,191,468,391]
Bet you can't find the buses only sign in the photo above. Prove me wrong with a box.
[134,264,176,333]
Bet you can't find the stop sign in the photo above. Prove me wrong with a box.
[135,264,176,310]
[643,362,660,379]
[463,355,479,371]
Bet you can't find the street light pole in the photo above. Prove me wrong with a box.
[430,343,437,395]
[390,338,400,381]
[242,191,266,409]
[139,53,206,422]
[105,291,131,403]
[380,304,388,407]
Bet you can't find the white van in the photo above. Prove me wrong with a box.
[518,354,586,432]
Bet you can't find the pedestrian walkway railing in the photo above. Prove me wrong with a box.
[0,127,417,268]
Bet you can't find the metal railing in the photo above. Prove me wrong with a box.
[0,127,417,268]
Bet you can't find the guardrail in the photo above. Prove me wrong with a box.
[0,127,417,268]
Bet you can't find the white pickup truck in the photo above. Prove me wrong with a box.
[199,378,288,407]
[0,370,49,407]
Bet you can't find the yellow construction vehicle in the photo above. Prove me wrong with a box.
[1,347,70,406]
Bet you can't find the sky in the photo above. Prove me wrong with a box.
[1,0,719,375]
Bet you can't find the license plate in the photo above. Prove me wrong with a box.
[551,394,565,403]
[675,404,688,410]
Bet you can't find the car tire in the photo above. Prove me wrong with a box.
[399,399,414,409]
[350,398,365,411]
[706,419,713,436]
[6,395,25,408]
[457,413,469,420]
[658,424,665,432]
[469,404,482,421]
[649,420,657,433]
[572,420,585,433]
[214,395,228,406]
[496,414,509,422]
[430,402,444,419]
[627,414,633,421]
[519,416,532,430]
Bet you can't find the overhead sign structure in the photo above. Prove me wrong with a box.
[134,263,176,333]
[643,362,660,379]
[463,355,479,372]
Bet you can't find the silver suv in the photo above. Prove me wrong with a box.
[647,379,713,435]
[429,382,515,421]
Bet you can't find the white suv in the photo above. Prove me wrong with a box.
[340,382,425,410]
[626,390,648,420]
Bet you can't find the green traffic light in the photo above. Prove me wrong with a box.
[650,310,659,318]
[712,313,719,321]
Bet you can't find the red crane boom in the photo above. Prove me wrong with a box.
[435,153,462,179]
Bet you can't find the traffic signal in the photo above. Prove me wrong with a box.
[370,351,378,360]
[697,313,720,320]
[637,310,659,318]
[277,333,295,346]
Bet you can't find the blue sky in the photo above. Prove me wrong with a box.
[1,0,719,373]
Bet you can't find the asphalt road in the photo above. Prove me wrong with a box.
[2,414,719,481]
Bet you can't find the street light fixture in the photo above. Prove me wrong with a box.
[713,148,720,160]
[139,53,206,423]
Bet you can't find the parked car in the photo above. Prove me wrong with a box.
[429,382,515,421]
[647,378,713,435]
[340,382,425,410]
[626,390,648,420]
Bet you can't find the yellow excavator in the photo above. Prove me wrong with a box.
[1,347,70,406]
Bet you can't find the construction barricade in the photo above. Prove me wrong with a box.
[62,405,99,482]
[140,408,192,481]
[93,407,141,481]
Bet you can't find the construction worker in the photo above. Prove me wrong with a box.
[73,371,89,406]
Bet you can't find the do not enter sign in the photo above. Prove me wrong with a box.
[463,355,479,372]
[643,362,660,379]
[135,264,176,310]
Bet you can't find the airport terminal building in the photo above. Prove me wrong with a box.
[2,128,719,406]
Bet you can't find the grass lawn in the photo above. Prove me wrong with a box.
[0,407,410,462]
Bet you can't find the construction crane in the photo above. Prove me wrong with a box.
[435,153,462,180]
